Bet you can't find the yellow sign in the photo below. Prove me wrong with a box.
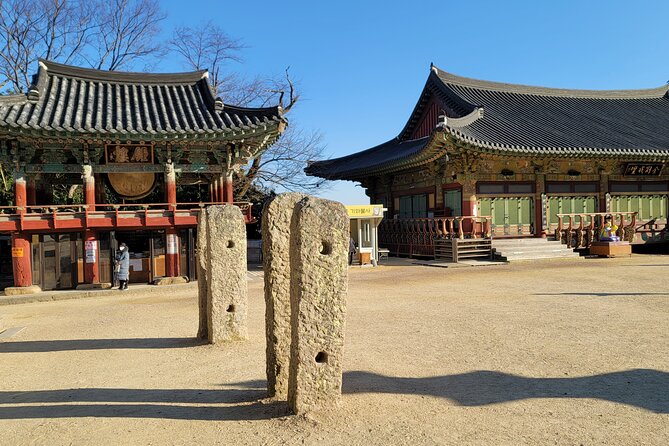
[11,247,23,257]
[346,205,385,218]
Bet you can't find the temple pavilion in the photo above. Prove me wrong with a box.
[307,65,669,256]
[0,60,285,292]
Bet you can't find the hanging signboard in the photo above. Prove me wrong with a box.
[85,240,97,264]
[623,163,663,176]
[166,233,179,254]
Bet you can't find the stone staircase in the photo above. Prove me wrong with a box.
[492,237,581,262]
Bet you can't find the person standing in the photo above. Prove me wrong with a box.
[116,243,130,290]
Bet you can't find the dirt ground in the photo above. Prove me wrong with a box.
[0,255,667,445]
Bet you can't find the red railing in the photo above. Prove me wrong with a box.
[379,216,492,257]
[0,201,253,232]
[555,212,637,248]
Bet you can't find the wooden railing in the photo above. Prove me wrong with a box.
[555,212,637,248]
[379,216,492,257]
[0,201,253,231]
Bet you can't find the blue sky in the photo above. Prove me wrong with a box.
[161,0,669,204]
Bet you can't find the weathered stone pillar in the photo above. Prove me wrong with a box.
[262,192,306,399]
[205,205,247,343]
[288,196,348,414]
[196,210,209,340]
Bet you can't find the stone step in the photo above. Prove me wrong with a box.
[491,237,580,262]
[495,251,582,262]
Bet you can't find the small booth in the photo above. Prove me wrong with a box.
[346,204,387,265]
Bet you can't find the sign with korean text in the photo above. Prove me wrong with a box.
[11,247,23,257]
[85,240,97,264]
[346,205,385,218]
[105,143,154,164]
[623,163,663,176]
[166,233,179,255]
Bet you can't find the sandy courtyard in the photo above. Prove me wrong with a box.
[0,255,667,445]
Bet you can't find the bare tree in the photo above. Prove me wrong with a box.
[170,22,321,199]
[0,0,165,93]
[90,0,166,71]
[236,126,328,197]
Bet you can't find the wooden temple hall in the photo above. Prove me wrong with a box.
[307,65,669,257]
[0,60,285,292]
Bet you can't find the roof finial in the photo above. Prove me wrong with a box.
[430,62,438,74]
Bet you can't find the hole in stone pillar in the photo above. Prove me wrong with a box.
[227,240,235,248]
[315,351,328,364]
[226,304,235,313]
[319,241,332,255]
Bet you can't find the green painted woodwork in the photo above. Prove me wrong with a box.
[609,194,668,220]
[547,196,598,226]
[443,189,462,216]
[478,197,534,236]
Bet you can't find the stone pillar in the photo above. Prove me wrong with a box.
[288,196,348,415]
[204,205,247,343]
[534,173,546,237]
[165,227,180,277]
[196,210,209,340]
[83,229,100,284]
[165,163,177,209]
[11,233,32,287]
[262,192,307,399]
[223,172,234,203]
[83,165,96,208]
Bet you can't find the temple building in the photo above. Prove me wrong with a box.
[306,65,669,255]
[0,60,285,292]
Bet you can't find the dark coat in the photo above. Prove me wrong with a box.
[117,250,130,281]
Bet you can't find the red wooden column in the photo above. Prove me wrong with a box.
[27,177,37,206]
[82,167,100,284]
[84,230,100,284]
[211,177,219,203]
[83,165,95,207]
[11,170,32,287]
[164,163,179,277]
[11,233,32,287]
[534,173,546,238]
[165,164,177,209]
[460,178,477,233]
[165,228,180,277]
[223,172,234,203]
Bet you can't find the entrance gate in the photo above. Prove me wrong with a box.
[31,233,81,290]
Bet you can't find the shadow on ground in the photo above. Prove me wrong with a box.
[0,384,289,421]
[534,292,667,297]
[343,369,669,413]
[0,337,204,353]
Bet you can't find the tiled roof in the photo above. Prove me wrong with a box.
[308,66,669,180]
[432,67,669,157]
[0,60,284,140]
[305,136,434,180]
